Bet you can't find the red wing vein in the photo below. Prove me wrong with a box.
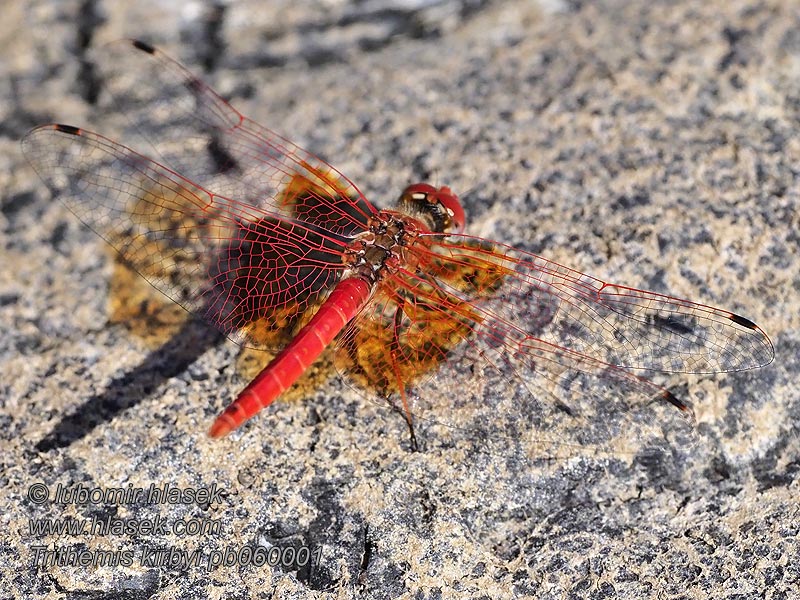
[22,124,350,350]
[415,235,773,373]
[97,39,376,236]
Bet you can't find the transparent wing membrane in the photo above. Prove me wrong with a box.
[335,233,771,459]
[97,39,375,237]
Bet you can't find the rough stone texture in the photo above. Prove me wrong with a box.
[2,0,797,598]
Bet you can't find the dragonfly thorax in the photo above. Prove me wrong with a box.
[343,211,425,284]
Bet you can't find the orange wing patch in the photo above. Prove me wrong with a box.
[278,161,372,234]
[108,260,190,348]
[279,161,345,209]
[106,176,229,346]
[426,238,512,295]
[336,238,511,397]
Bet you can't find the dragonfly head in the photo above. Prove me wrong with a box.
[398,183,465,234]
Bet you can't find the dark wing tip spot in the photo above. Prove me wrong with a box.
[554,400,574,417]
[54,124,81,136]
[729,313,758,330]
[663,390,690,413]
[132,39,156,54]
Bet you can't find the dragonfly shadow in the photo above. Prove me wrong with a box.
[34,318,225,452]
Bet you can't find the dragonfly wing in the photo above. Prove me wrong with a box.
[423,234,774,375]
[95,39,375,237]
[22,124,349,350]
[333,233,772,459]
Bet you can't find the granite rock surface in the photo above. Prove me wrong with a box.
[1,0,797,598]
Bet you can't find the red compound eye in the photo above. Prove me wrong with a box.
[402,183,438,197]
[401,183,465,234]
[433,185,465,234]
[20,40,773,453]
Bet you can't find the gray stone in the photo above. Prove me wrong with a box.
[2,0,796,598]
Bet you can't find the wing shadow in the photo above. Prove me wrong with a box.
[34,319,225,452]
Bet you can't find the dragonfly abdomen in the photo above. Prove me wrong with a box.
[208,277,371,437]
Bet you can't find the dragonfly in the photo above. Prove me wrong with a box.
[22,39,774,458]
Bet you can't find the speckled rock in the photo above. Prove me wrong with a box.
[2,1,797,598]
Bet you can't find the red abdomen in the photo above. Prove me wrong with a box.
[209,277,371,437]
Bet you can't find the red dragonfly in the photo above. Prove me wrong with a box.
[22,40,774,457]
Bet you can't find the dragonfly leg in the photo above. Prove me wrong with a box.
[387,298,419,452]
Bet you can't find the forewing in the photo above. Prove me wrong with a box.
[95,39,375,237]
[421,235,774,373]
[22,124,350,349]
